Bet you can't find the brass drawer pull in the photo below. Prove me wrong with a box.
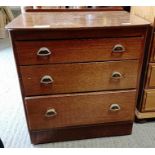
[112,44,125,53]
[111,71,122,80]
[37,47,51,56]
[40,75,54,84]
[109,104,121,112]
[45,108,57,117]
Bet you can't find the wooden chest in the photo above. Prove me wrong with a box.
[136,24,155,119]
[131,7,155,120]
[6,11,149,144]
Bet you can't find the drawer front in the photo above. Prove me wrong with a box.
[25,90,136,130]
[151,33,155,62]
[143,90,155,111]
[147,63,155,88]
[15,37,143,65]
[20,61,139,96]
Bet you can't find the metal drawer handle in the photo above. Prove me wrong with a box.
[37,47,51,56]
[45,108,57,117]
[40,75,54,84]
[112,44,125,53]
[111,72,122,80]
[109,104,121,112]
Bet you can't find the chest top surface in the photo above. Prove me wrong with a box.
[6,11,150,30]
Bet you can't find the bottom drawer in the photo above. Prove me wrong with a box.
[143,89,155,111]
[25,90,136,131]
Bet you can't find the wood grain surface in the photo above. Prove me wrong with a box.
[146,63,155,88]
[20,60,139,96]
[142,89,155,111]
[25,90,136,130]
[30,121,133,144]
[15,37,143,65]
[151,33,155,62]
[6,11,149,30]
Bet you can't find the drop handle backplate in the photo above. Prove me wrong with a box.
[40,75,54,84]
[111,71,123,80]
[109,104,121,112]
[45,108,57,117]
[112,44,125,53]
[37,47,52,56]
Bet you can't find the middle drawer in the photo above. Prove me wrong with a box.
[146,63,155,88]
[20,60,139,96]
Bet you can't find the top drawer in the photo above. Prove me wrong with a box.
[151,33,155,62]
[15,37,143,65]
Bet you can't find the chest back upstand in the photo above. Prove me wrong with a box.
[6,11,150,144]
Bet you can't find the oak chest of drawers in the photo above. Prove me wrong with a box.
[136,20,155,119]
[6,11,149,144]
